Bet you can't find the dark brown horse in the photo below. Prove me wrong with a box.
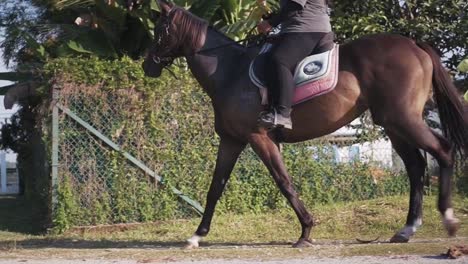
[143,1,468,248]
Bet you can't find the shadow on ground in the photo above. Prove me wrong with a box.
[0,238,295,250]
[0,195,47,234]
[1,237,462,250]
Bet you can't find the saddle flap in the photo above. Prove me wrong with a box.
[249,44,339,106]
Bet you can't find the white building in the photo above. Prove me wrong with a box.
[310,118,403,170]
[0,103,19,194]
[0,56,19,194]
[0,151,19,194]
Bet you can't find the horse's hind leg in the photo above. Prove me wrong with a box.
[385,120,460,242]
[386,131,425,243]
[429,131,460,236]
[249,132,314,248]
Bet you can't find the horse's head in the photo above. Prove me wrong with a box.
[142,0,176,78]
[143,0,207,78]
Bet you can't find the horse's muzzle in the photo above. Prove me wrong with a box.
[142,60,163,78]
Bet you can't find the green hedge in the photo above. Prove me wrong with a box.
[43,57,413,231]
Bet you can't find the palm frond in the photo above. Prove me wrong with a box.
[54,0,95,10]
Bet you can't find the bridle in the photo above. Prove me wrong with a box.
[150,11,178,68]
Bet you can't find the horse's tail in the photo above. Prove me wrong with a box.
[416,42,468,156]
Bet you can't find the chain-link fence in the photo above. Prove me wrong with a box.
[52,81,209,229]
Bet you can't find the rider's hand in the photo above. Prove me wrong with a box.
[257,20,272,34]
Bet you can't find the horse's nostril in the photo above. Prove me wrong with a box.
[141,60,162,78]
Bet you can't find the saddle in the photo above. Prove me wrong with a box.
[249,42,339,106]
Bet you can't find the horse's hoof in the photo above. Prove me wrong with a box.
[183,242,199,250]
[292,239,313,248]
[445,219,460,237]
[389,233,409,243]
[184,234,201,249]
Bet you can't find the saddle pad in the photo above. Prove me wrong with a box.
[249,44,339,105]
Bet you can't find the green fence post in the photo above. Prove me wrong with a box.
[51,85,60,224]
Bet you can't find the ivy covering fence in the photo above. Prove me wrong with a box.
[42,57,426,232]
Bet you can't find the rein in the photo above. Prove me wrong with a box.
[155,33,265,80]
[196,27,266,54]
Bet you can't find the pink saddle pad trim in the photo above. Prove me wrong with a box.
[292,47,339,105]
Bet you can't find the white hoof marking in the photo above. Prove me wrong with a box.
[186,234,201,248]
[443,208,460,226]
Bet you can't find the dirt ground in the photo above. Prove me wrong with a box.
[1,238,467,264]
[0,255,466,264]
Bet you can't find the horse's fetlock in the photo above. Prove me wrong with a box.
[303,216,314,227]
[196,227,210,237]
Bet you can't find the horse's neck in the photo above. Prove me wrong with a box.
[186,28,248,97]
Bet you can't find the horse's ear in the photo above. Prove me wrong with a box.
[158,0,173,15]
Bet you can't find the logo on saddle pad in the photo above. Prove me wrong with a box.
[249,44,339,106]
[303,61,323,76]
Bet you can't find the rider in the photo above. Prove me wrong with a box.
[257,0,333,129]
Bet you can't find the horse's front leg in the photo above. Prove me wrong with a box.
[185,136,246,249]
[248,132,314,248]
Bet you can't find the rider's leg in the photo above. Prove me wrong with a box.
[259,32,327,129]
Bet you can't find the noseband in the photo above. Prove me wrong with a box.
[152,54,175,65]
